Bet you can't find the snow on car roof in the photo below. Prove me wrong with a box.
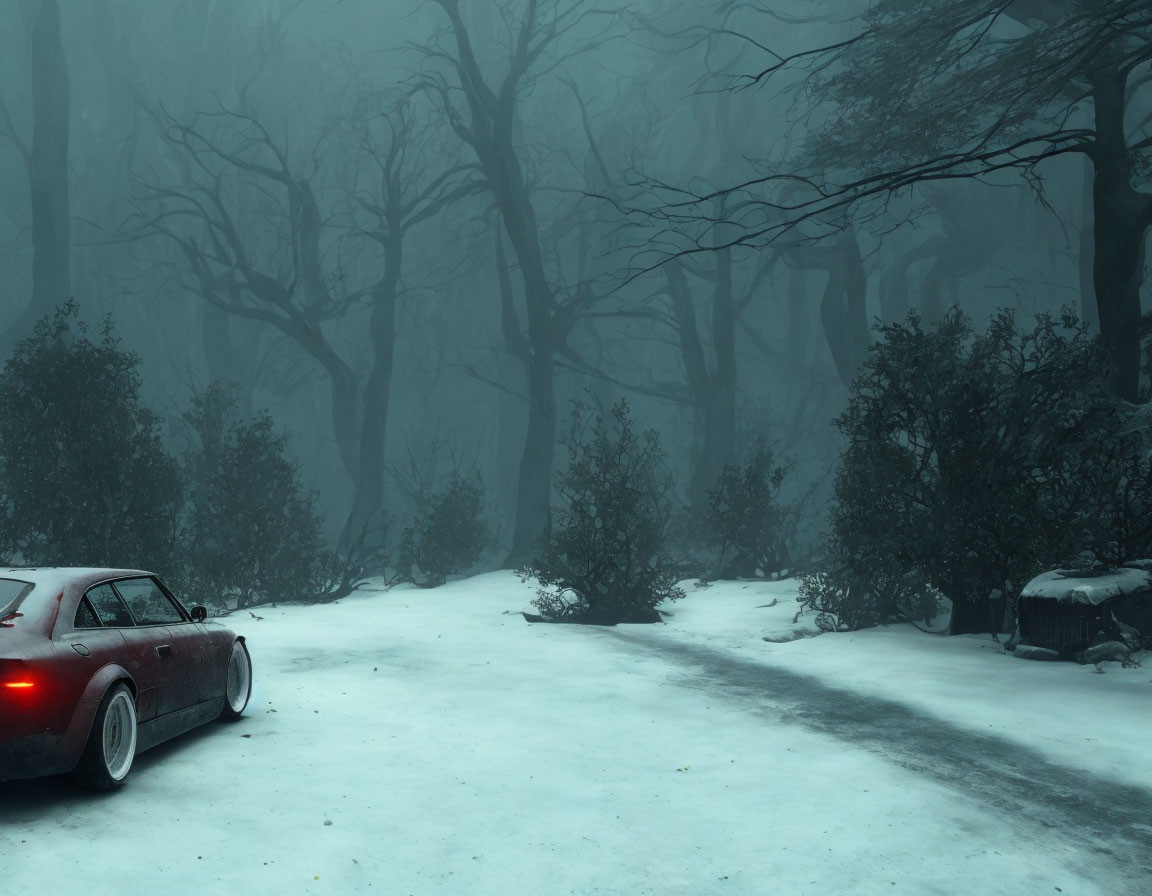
[0,568,156,633]
[0,566,153,590]
[1019,567,1152,605]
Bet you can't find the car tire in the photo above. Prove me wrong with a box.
[220,639,252,721]
[67,683,138,791]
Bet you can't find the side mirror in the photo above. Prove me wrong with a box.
[190,605,208,622]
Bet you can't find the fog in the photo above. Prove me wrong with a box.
[0,0,1135,568]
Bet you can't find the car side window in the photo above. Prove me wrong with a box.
[85,584,136,628]
[74,597,101,629]
[112,577,185,626]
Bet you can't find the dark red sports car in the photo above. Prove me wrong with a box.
[0,567,251,789]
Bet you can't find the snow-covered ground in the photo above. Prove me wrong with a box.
[664,578,1152,790]
[2,573,1150,895]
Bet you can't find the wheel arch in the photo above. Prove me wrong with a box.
[61,666,137,769]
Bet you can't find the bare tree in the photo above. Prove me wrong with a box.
[133,82,478,554]
[598,83,782,506]
[414,0,625,565]
[87,0,319,418]
[783,228,868,389]
[661,241,777,506]
[134,105,365,481]
[341,96,482,550]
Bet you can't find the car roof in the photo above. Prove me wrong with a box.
[0,567,155,590]
[0,568,157,635]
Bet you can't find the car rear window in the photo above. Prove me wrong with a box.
[0,578,34,618]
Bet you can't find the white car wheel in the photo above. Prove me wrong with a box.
[68,684,138,790]
[221,640,252,720]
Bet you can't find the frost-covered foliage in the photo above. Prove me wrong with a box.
[0,302,183,571]
[798,557,947,633]
[391,475,489,588]
[797,571,880,633]
[824,308,1133,633]
[520,399,684,623]
[703,443,797,578]
[181,383,334,609]
[1084,450,1152,568]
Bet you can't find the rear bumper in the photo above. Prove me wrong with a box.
[0,732,73,783]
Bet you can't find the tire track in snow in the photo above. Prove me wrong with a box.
[606,632,1152,894]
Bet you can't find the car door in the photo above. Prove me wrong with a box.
[154,576,226,701]
[81,583,163,722]
[111,577,210,715]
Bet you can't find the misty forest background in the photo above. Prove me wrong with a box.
[2,0,1150,633]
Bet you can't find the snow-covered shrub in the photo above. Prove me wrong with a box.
[702,443,797,578]
[797,571,870,632]
[391,475,489,588]
[181,383,333,609]
[520,398,684,623]
[797,557,946,632]
[0,302,183,571]
[827,308,1128,633]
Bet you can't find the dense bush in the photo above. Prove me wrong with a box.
[821,308,1134,633]
[1083,448,1152,567]
[391,474,489,588]
[797,570,882,633]
[797,552,947,633]
[703,443,796,578]
[0,302,183,571]
[181,383,335,609]
[520,399,684,623]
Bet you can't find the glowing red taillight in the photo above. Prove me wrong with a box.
[0,659,35,692]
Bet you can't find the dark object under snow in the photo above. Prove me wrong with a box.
[1011,564,1152,661]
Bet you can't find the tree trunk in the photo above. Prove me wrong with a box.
[665,259,736,507]
[434,1,563,566]
[1079,157,1099,333]
[280,315,361,483]
[508,344,556,568]
[948,595,1006,636]
[693,387,736,508]
[881,239,943,325]
[818,232,871,388]
[1090,68,1150,403]
[918,256,947,324]
[880,251,914,325]
[499,202,560,567]
[4,0,70,348]
[492,234,529,550]
[786,264,811,365]
[666,262,709,504]
[495,350,526,549]
[490,164,560,568]
[493,140,560,567]
[693,249,738,507]
[340,248,400,554]
[707,245,737,482]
